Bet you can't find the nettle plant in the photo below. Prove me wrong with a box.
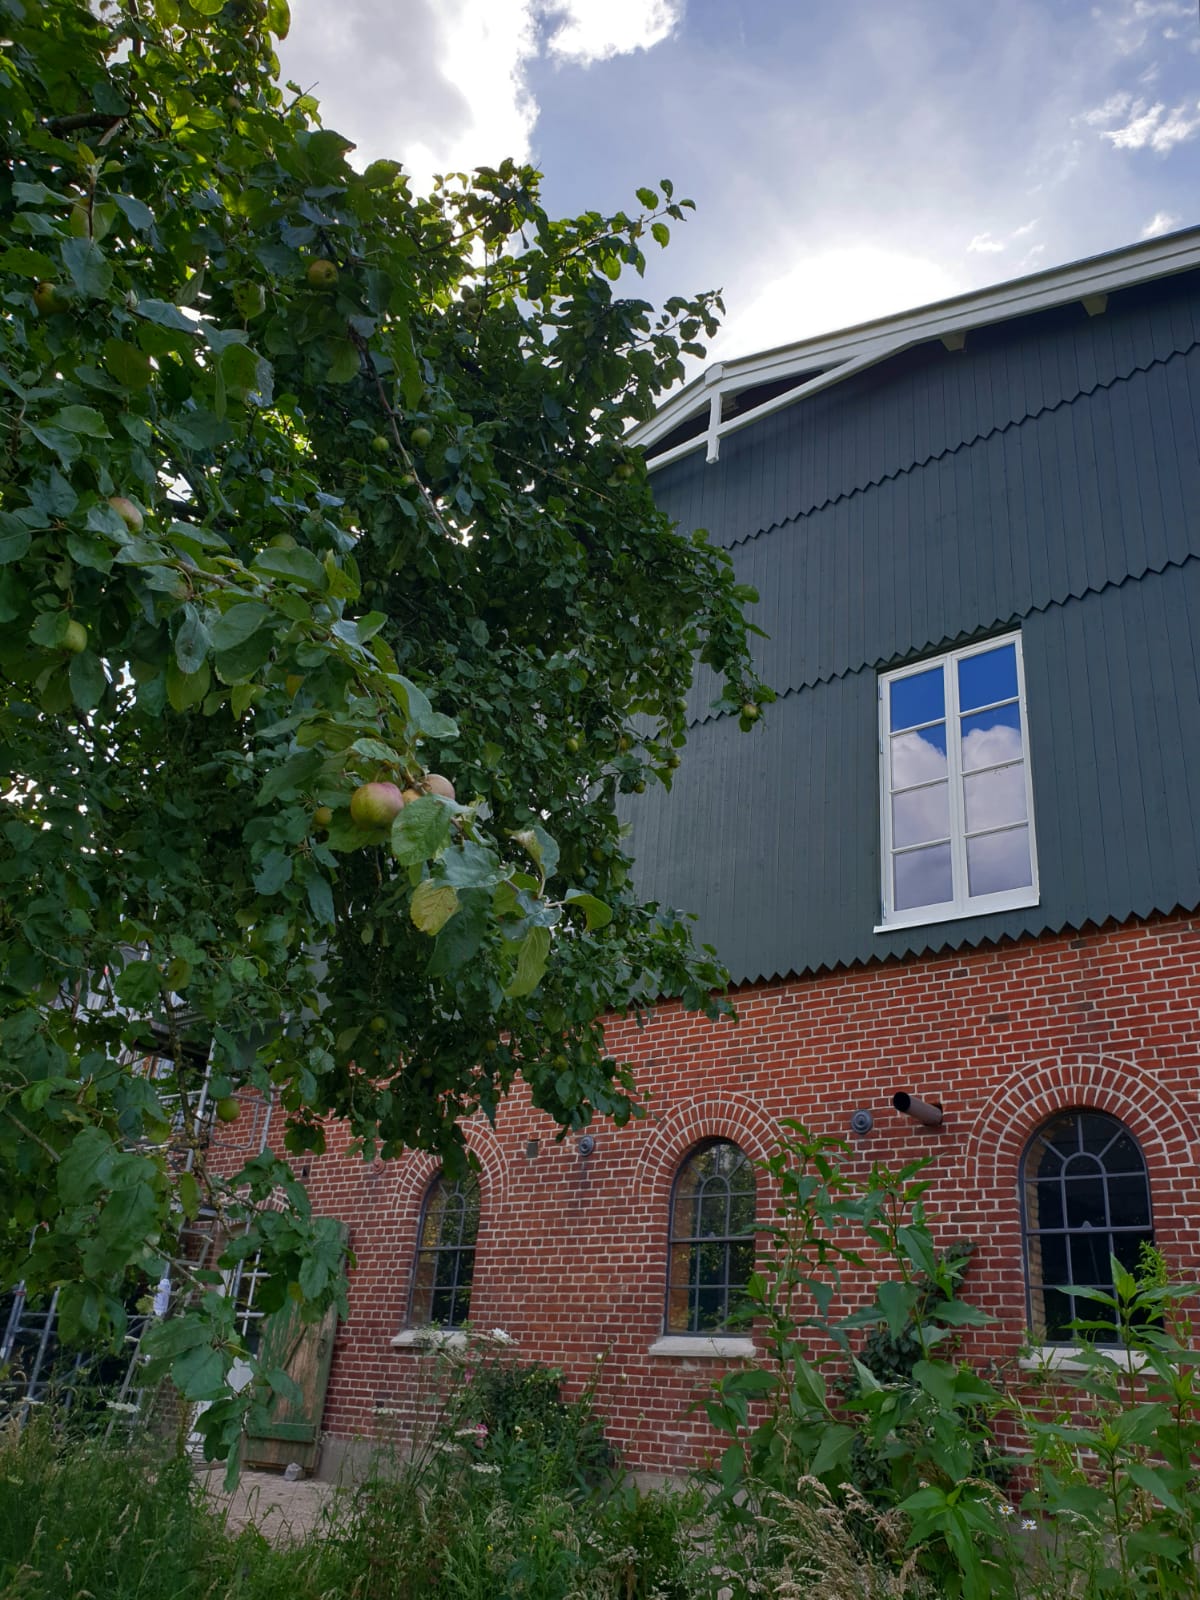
[703,1127,1010,1595]
[0,0,769,1460]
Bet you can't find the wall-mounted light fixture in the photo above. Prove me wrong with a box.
[892,1092,944,1127]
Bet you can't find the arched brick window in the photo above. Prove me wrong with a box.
[1021,1109,1153,1343]
[409,1171,480,1328]
[666,1140,756,1334]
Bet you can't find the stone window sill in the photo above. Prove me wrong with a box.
[1018,1344,1158,1373]
[390,1328,469,1351]
[647,1335,757,1359]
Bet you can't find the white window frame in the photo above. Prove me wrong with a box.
[876,631,1039,932]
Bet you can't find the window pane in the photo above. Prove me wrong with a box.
[698,1190,730,1238]
[665,1284,690,1333]
[890,666,944,731]
[1040,1285,1074,1341]
[960,702,1023,773]
[892,782,950,847]
[1063,1176,1107,1229]
[1030,1179,1064,1230]
[1038,1232,1069,1285]
[894,842,952,911]
[964,764,1027,833]
[1102,1133,1146,1175]
[966,826,1032,896]
[1069,1230,1111,1282]
[957,643,1018,712]
[728,1188,756,1235]
[891,725,947,787]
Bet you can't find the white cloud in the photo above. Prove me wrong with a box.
[967,232,1006,254]
[1141,209,1182,235]
[711,245,964,360]
[1103,98,1200,150]
[545,0,683,65]
[276,0,682,188]
[1081,90,1134,125]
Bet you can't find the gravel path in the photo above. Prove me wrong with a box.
[197,1465,339,1542]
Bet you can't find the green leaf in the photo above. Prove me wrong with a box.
[61,237,113,297]
[912,1359,959,1409]
[564,890,613,930]
[253,849,293,894]
[166,658,211,711]
[172,1343,228,1399]
[210,601,275,651]
[113,959,162,1009]
[69,650,107,710]
[57,1127,117,1205]
[635,187,658,209]
[506,924,551,997]
[175,607,212,675]
[392,796,453,866]
[427,888,490,976]
[511,824,559,878]
[325,340,361,383]
[0,247,57,278]
[112,193,155,231]
[54,405,109,436]
[396,675,457,740]
[810,1422,856,1478]
[251,546,327,589]
[651,221,670,248]
[103,338,154,389]
[0,515,32,564]
[411,879,460,935]
[136,298,199,333]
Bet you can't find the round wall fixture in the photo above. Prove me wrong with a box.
[850,1109,874,1135]
[577,1134,597,1157]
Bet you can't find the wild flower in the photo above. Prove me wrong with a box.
[1021,1517,1038,1532]
[999,1503,1016,1518]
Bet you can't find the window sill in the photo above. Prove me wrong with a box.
[648,1335,757,1359]
[1018,1344,1161,1374]
[390,1328,469,1351]
[875,889,1039,935]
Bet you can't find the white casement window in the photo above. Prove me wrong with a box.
[877,632,1039,930]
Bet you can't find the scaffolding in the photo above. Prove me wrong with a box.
[0,1036,275,1433]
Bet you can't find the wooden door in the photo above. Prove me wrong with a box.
[241,1222,347,1474]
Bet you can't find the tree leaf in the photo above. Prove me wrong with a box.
[411,879,459,935]
[564,889,612,929]
[251,546,327,590]
[174,607,212,674]
[69,650,107,710]
[210,601,275,651]
[506,924,551,997]
[391,795,453,866]
[60,237,113,297]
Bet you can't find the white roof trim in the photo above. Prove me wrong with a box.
[633,225,1200,471]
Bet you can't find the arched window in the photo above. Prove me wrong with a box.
[1021,1110,1153,1343]
[409,1172,480,1328]
[666,1140,756,1334]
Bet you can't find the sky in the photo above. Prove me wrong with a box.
[275,0,1200,366]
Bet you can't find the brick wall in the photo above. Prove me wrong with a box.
[224,909,1200,1475]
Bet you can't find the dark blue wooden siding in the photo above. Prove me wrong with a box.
[626,271,1200,983]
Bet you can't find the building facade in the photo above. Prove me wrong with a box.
[274,228,1200,1477]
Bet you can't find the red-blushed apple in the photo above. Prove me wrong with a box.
[424,773,455,800]
[349,781,405,827]
[108,495,144,533]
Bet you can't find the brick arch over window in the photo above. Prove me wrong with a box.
[388,1121,509,1245]
[961,1053,1200,1266]
[632,1094,778,1212]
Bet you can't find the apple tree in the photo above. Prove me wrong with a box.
[0,0,769,1454]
